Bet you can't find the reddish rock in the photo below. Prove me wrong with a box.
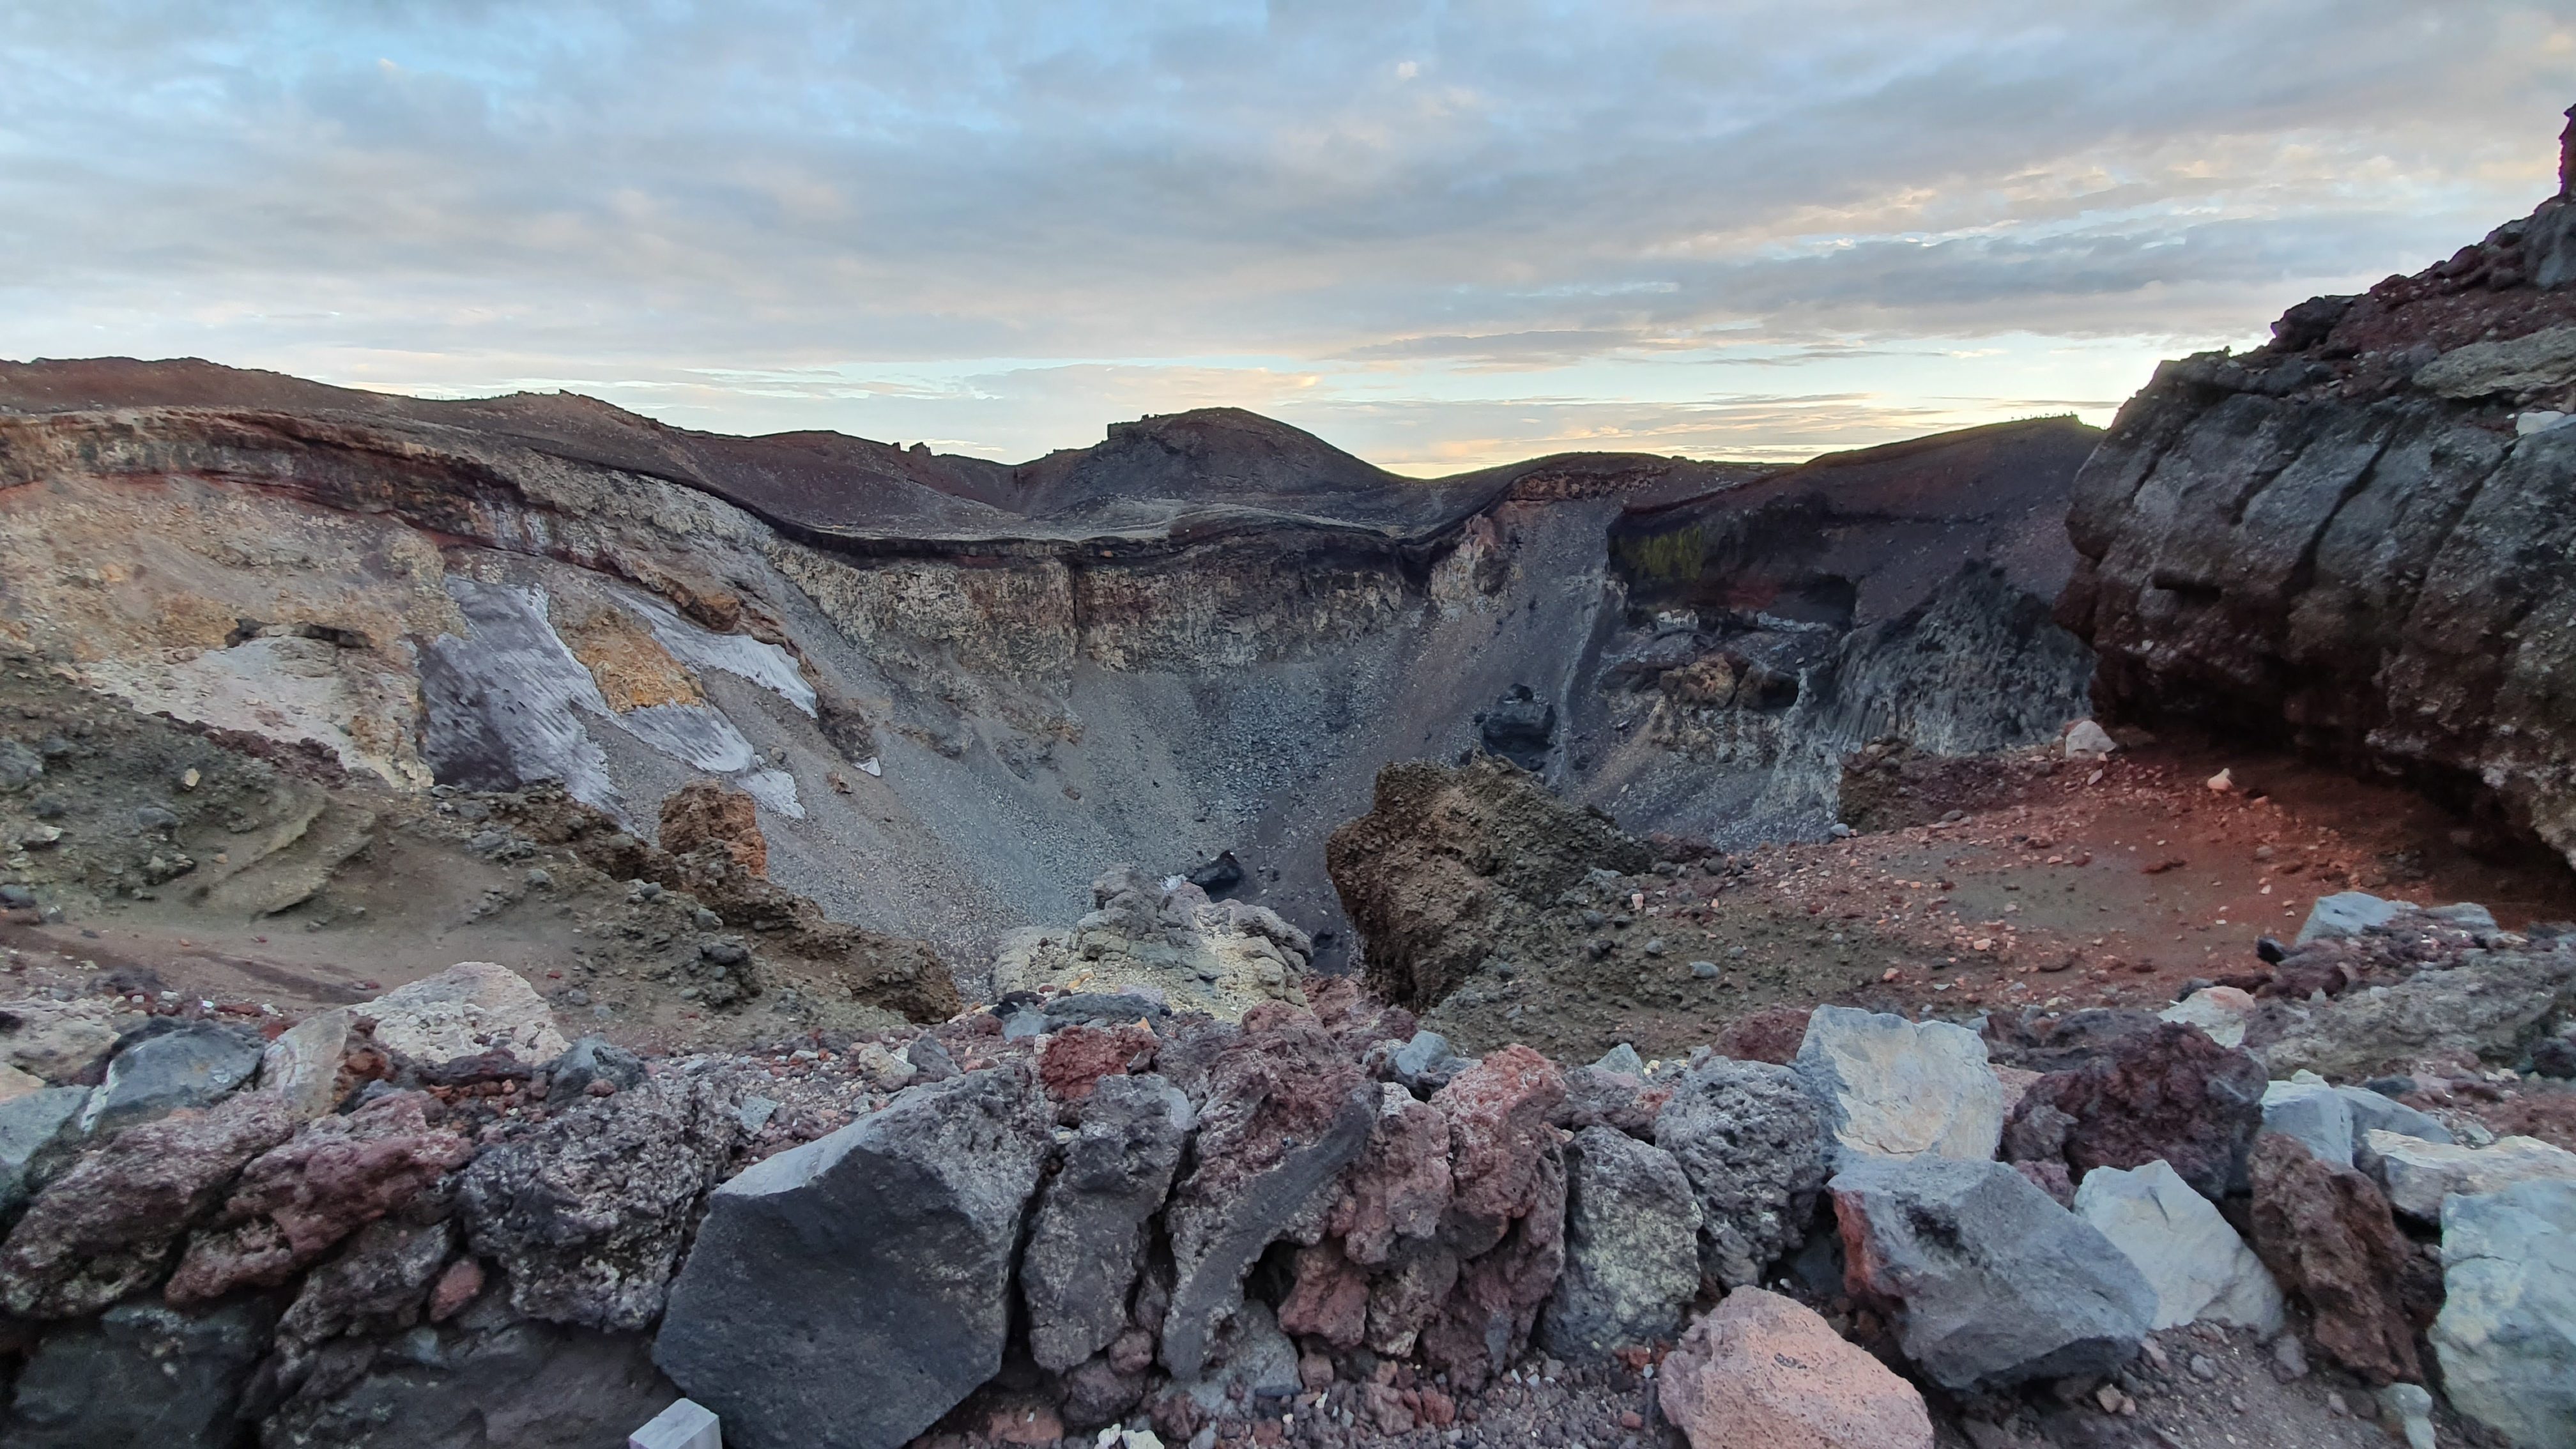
[1715,1006,1812,1066]
[1279,1239,1372,1348]
[1360,1381,1416,1434]
[1329,1086,1453,1266]
[0,1091,301,1317]
[165,1090,474,1303]
[2004,1023,2265,1199]
[2246,1132,2432,1384]
[1556,1066,1671,1137]
[658,778,767,876]
[2012,1159,2075,1208]
[1036,1024,1154,1103]
[427,1255,484,1321]
[1436,1046,1567,1256]
[1659,1287,1933,1449]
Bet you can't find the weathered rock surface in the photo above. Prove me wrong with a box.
[79,1022,263,1136]
[1657,1287,1933,1449]
[657,776,769,874]
[2371,1130,2576,1222]
[457,1071,739,1330]
[1,1299,273,1448]
[1831,1156,2154,1390]
[1023,1072,1190,1372]
[542,1033,648,1100]
[2432,1177,2576,1449]
[2060,186,2576,870]
[2074,1159,2285,1334]
[654,1068,1050,1449]
[0,1089,300,1317]
[995,868,1313,1021]
[2260,1078,2358,1169]
[261,1318,678,1449]
[2246,1131,2431,1384]
[1325,757,1652,1009]
[0,1086,89,1220]
[272,1216,457,1351]
[1793,1007,2003,1167]
[1160,1006,1375,1379]
[165,1089,471,1302]
[2004,1020,2266,1198]
[259,1007,362,1119]
[1653,1055,1827,1287]
[1539,1125,1698,1360]
[361,961,571,1066]
[1418,1045,1568,1387]
[2158,985,2257,1047]
[2258,946,2576,1079]
[0,998,118,1083]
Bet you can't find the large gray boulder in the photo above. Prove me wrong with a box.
[654,1068,1050,1449]
[2432,1178,2576,1449]
[1793,1008,2003,1167]
[1831,1156,2155,1390]
[2373,1131,2576,1223]
[1022,1073,1190,1372]
[77,1024,261,1137]
[1,1299,272,1448]
[2074,1160,2283,1334]
[1653,1057,1828,1287]
[2261,947,2576,1080]
[2259,1078,2356,1169]
[1541,1126,1700,1360]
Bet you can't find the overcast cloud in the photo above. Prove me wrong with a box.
[1,2,2567,470]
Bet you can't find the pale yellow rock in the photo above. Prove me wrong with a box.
[0,999,121,1083]
[260,1006,356,1118]
[360,962,569,1066]
[0,1062,45,1104]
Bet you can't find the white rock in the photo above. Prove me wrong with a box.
[2518,409,2573,436]
[629,1396,720,1449]
[2260,1078,2354,1169]
[2159,986,2256,1048]
[358,962,569,1066]
[2296,891,2414,945]
[2063,720,2119,759]
[259,1007,356,1119]
[1791,1006,2003,1167]
[2075,1160,2285,1335]
[2433,1179,2576,1449]
[2370,1130,2576,1223]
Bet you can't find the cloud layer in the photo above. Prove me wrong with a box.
[2,1,2567,470]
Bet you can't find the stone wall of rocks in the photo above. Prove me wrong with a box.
[0,916,2571,1449]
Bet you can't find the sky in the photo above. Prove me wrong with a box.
[1,3,2570,474]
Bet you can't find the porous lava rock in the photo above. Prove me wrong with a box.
[1326,758,1651,1009]
[654,1068,1050,1449]
[1022,1073,1190,1372]
[1832,1156,2154,1390]
[1539,1124,1698,1360]
[165,1089,472,1302]
[2002,1022,2267,1199]
[657,777,769,875]
[457,1071,740,1331]
[1658,1287,1933,1449]
[1652,1055,1828,1287]
[272,1216,457,1353]
[1420,1045,1568,1387]
[2245,1131,2433,1384]
[0,1089,301,1317]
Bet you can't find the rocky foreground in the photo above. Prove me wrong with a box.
[0,880,2570,1449]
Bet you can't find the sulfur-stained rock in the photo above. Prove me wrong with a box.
[0,1089,300,1317]
[164,1089,472,1302]
[1160,1006,1375,1380]
[1022,1073,1190,1372]
[359,961,571,1068]
[78,1023,263,1137]
[0,1298,273,1448]
[1540,1125,1699,1360]
[2004,1022,2266,1199]
[2245,1131,2430,1384]
[658,777,767,875]
[1653,1055,1827,1288]
[457,1071,738,1331]
[653,1067,1050,1449]
[1832,1156,2154,1390]
[2370,1130,2576,1222]
[2074,1160,2284,1334]
[2432,1178,2576,1449]
[1793,1007,2004,1167]
[1658,1287,1933,1449]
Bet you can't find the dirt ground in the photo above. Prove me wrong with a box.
[1422,735,2576,1064]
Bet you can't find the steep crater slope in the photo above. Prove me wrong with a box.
[2062,158,2576,871]
[0,360,2098,983]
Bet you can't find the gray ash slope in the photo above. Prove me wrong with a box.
[0,358,2098,973]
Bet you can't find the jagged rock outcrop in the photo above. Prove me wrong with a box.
[2060,165,2576,870]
